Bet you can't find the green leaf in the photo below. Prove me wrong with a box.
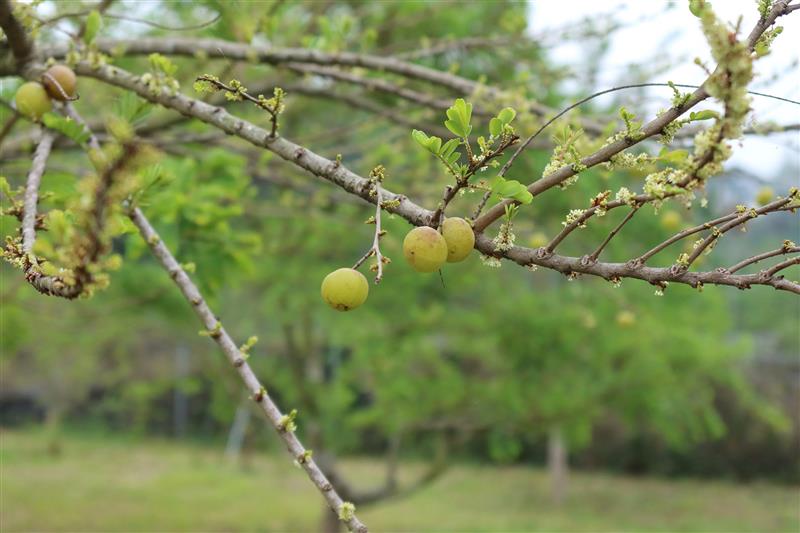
[113,92,152,125]
[489,118,502,137]
[41,113,91,145]
[444,98,473,138]
[512,189,533,204]
[689,110,719,121]
[0,176,11,197]
[440,138,459,158]
[689,0,704,17]
[427,136,442,154]
[658,148,689,164]
[412,129,429,147]
[444,119,465,138]
[497,107,516,124]
[84,10,102,44]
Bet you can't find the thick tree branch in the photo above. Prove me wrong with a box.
[75,62,800,295]
[0,0,34,71]
[39,37,605,134]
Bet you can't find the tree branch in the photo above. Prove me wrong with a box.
[727,243,800,274]
[75,62,800,294]
[127,206,368,533]
[20,129,54,253]
[0,0,34,71]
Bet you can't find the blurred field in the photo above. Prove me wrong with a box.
[1,429,798,532]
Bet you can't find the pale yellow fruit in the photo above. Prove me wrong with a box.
[403,226,448,273]
[441,217,475,263]
[15,82,52,120]
[529,231,548,248]
[660,210,682,232]
[320,268,368,311]
[616,310,636,327]
[756,186,774,206]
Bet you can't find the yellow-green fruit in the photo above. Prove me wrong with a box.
[15,82,52,120]
[529,231,548,248]
[616,310,636,327]
[441,217,475,263]
[660,210,682,232]
[320,268,368,311]
[42,65,77,101]
[756,186,774,206]
[403,226,448,273]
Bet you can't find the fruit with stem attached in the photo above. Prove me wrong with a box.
[441,217,474,263]
[320,268,369,311]
[403,226,448,273]
[42,65,77,101]
[15,82,52,120]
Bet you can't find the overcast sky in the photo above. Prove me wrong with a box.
[528,0,800,180]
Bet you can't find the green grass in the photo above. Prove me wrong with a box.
[1,428,798,532]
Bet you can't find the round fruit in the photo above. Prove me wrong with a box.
[616,310,636,327]
[529,232,548,248]
[320,268,369,311]
[441,217,474,263]
[15,82,52,120]
[660,210,682,232]
[403,226,448,273]
[756,186,773,206]
[42,65,77,101]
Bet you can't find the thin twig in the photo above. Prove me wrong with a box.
[196,75,282,137]
[727,244,800,273]
[352,187,385,283]
[764,255,800,277]
[431,134,518,228]
[586,205,640,263]
[683,197,794,268]
[636,196,794,266]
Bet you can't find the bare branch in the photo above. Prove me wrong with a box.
[683,198,795,269]
[727,243,800,274]
[764,255,800,276]
[20,129,54,253]
[636,196,795,266]
[128,206,368,533]
[586,205,640,263]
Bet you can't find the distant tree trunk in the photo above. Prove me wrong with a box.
[224,396,252,463]
[548,427,568,505]
[173,343,190,438]
[44,407,64,457]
